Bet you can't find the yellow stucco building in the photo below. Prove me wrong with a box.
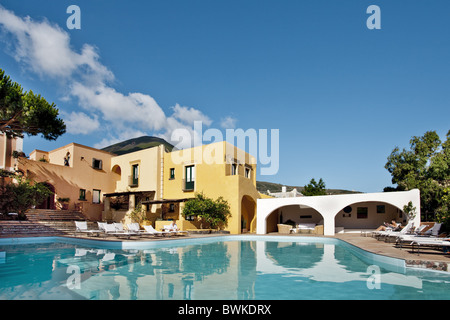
[163,141,260,234]
[16,139,260,234]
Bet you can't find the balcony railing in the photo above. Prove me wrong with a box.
[182,179,194,191]
[128,175,139,187]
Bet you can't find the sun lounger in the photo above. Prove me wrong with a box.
[126,223,156,237]
[103,223,140,239]
[412,224,427,235]
[371,223,402,238]
[143,225,172,236]
[395,234,442,248]
[375,222,414,242]
[423,223,442,237]
[74,221,101,236]
[410,238,450,254]
[164,225,189,236]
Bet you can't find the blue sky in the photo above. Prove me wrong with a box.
[1,0,449,193]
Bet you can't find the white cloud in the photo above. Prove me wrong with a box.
[171,103,212,127]
[0,5,217,149]
[0,6,113,82]
[64,111,100,135]
[220,116,237,129]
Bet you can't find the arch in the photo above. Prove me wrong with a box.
[241,195,257,233]
[334,201,404,231]
[256,189,421,236]
[36,183,55,210]
[265,204,325,234]
[112,165,121,175]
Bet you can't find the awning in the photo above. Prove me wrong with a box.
[104,191,155,197]
[141,198,191,205]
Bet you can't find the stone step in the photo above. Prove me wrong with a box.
[0,210,97,237]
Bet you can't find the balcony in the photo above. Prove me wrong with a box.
[128,175,139,187]
[182,179,194,191]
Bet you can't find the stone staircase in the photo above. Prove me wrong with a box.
[0,209,93,238]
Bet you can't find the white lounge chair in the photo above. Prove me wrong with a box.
[97,222,107,232]
[103,223,140,239]
[376,221,414,242]
[411,238,450,254]
[423,223,442,237]
[164,224,188,236]
[74,221,101,236]
[127,223,156,237]
[412,224,427,235]
[143,225,172,236]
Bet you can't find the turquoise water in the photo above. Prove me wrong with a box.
[0,236,449,300]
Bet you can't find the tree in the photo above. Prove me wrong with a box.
[384,130,450,229]
[182,192,231,230]
[0,69,66,140]
[302,178,327,196]
[0,172,53,220]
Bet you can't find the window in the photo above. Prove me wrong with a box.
[93,189,101,204]
[170,168,175,179]
[79,189,86,201]
[357,207,368,219]
[231,163,238,175]
[130,164,139,186]
[184,165,195,190]
[169,203,175,212]
[377,205,385,213]
[92,158,102,170]
[245,167,251,178]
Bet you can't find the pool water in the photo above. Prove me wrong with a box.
[0,236,449,300]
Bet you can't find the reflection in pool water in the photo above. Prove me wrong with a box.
[0,237,449,300]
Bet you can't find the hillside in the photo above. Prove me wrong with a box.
[256,181,361,195]
[102,136,174,155]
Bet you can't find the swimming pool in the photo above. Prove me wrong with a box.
[0,236,449,300]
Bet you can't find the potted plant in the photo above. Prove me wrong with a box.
[403,201,417,222]
[129,203,150,227]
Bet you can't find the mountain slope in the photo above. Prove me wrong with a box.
[256,180,361,195]
[102,136,174,155]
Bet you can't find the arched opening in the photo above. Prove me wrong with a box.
[334,201,404,232]
[36,183,55,210]
[265,204,324,234]
[112,165,122,189]
[241,195,256,233]
[112,165,121,175]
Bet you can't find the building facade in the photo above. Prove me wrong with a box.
[17,140,261,234]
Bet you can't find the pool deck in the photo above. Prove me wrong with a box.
[333,233,449,272]
[1,231,449,272]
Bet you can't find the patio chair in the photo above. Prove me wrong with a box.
[127,223,156,237]
[410,238,450,254]
[97,222,107,232]
[103,223,140,239]
[371,222,401,238]
[74,221,101,237]
[164,224,189,236]
[423,223,442,237]
[412,224,427,236]
[376,221,414,242]
[143,225,172,236]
